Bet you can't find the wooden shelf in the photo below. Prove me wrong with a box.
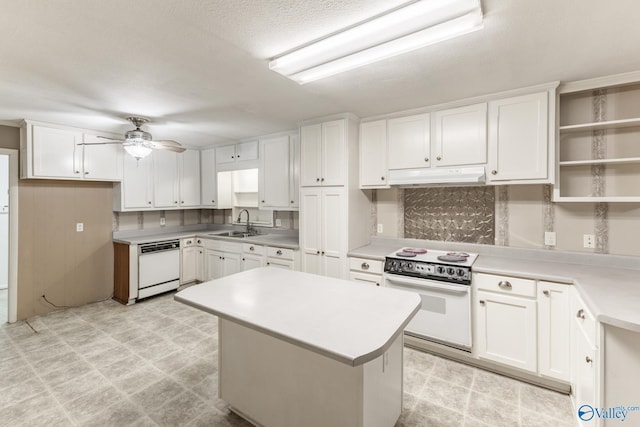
[559,118,640,133]
[559,157,640,166]
[554,196,640,202]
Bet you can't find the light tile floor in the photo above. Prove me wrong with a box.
[0,292,576,426]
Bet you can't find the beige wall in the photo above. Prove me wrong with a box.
[0,125,19,149]
[374,186,640,257]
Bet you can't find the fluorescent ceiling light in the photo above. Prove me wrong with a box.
[269,0,483,84]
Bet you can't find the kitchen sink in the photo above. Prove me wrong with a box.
[208,231,264,238]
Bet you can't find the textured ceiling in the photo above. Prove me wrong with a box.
[1,0,640,147]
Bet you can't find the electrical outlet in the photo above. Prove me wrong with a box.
[228,216,232,223]
[275,219,282,227]
[544,231,556,246]
[76,223,83,232]
[377,223,384,234]
[583,234,595,249]
[160,217,166,226]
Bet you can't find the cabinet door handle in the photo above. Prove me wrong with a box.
[276,250,282,256]
[585,356,593,364]
[424,158,429,162]
[491,170,498,175]
[479,300,486,305]
[436,156,442,161]
[576,309,585,319]
[361,262,369,270]
[542,290,550,296]
[381,176,385,181]
[498,281,512,290]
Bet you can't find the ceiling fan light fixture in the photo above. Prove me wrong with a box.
[123,141,153,160]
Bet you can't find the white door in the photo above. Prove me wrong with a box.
[223,252,241,276]
[476,291,537,372]
[359,120,388,187]
[573,323,598,418]
[216,145,236,165]
[538,282,570,381]
[289,136,300,208]
[179,149,201,207]
[433,103,487,167]
[82,134,123,180]
[321,119,345,186]
[260,136,290,209]
[181,246,197,284]
[241,254,265,271]
[201,148,217,207]
[205,249,224,280]
[236,141,258,161]
[153,150,179,208]
[387,114,430,170]
[32,125,82,179]
[488,92,548,182]
[300,124,322,186]
[321,187,345,279]
[0,155,8,290]
[300,188,322,275]
[123,154,153,209]
[195,245,205,282]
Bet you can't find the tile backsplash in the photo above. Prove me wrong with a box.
[404,187,495,244]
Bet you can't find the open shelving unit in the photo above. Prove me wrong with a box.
[554,78,640,202]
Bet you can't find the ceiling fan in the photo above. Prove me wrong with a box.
[88,116,185,160]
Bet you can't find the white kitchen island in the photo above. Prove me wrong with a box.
[174,267,421,427]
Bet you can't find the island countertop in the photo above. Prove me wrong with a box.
[174,267,421,366]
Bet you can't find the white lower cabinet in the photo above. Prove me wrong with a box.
[265,246,299,270]
[241,244,265,272]
[180,238,198,284]
[348,257,383,286]
[203,240,241,280]
[473,273,571,380]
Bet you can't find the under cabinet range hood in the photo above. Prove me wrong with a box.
[387,166,486,186]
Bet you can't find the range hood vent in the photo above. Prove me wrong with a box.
[388,166,486,186]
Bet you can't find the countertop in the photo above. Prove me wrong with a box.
[349,238,640,333]
[174,267,421,366]
[113,226,299,249]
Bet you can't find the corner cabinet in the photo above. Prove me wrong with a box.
[487,91,552,183]
[21,120,123,181]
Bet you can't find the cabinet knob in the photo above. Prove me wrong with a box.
[424,158,429,162]
[316,250,320,254]
[231,155,235,159]
[291,201,294,204]
[436,156,441,161]
[498,281,512,290]
[237,155,240,158]
[491,170,498,175]
[242,258,245,261]
[197,239,201,244]
[267,262,270,266]
[585,356,593,364]
[84,171,89,175]
[381,176,385,181]
[543,290,550,296]
[174,201,178,204]
[212,200,215,203]
[75,170,80,174]
[276,250,283,256]
[376,283,380,286]
[249,246,255,251]
[187,240,192,244]
[321,178,325,182]
[148,201,152,205]
[261,200,265,203]
[576,309,585,319]
[316,178,320,182]
[361,262,369,270]
[321,251,325,255]
[479,300,486,305]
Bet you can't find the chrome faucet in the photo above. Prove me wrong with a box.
[237,209,251,233]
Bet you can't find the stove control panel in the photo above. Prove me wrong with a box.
[384,258,472,284]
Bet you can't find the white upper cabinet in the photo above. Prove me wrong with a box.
[488,91,549,182]
[300,119,345,186]
[179,149,201,207]
[260,135,291,209]
[21,121,123,181]
[289,135,300,208]
[153,150,179,208]
[433,103,487,167]
[120,154,153,210]
[215,141,259,166]
[387,113,430,170]
[359,120,388,188]
[200,148,217,208]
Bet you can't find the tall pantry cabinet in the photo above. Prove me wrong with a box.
[299,114,370,279]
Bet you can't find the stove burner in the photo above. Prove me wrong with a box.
[437,254,468,263]
[447,252,469,258]
[396,251,417,258]
[402,248,427,254]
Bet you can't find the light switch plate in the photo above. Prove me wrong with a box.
[377,224,383,233]
[544,231,556,246]
[76,223,83,232]
[275,219,282,227]
[160,217,166,225]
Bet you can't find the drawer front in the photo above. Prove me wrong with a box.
[349,271,382,287]
[243,243,264,255]
[572,291,596,347]
[474,272,536,297]
[266,246,294,260]
[201,238,223,250]
[222,242,242,253]
[349,257,383,274]
[181,238,195,247]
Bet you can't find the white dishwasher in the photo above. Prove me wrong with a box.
[138,239,180,299]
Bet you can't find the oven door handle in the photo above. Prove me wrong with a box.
[384,273,470,295]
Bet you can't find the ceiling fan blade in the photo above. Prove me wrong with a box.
[77,141,124,145]
[97,135,122,141]
[154,144,186,153]
[151,140,181,147]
